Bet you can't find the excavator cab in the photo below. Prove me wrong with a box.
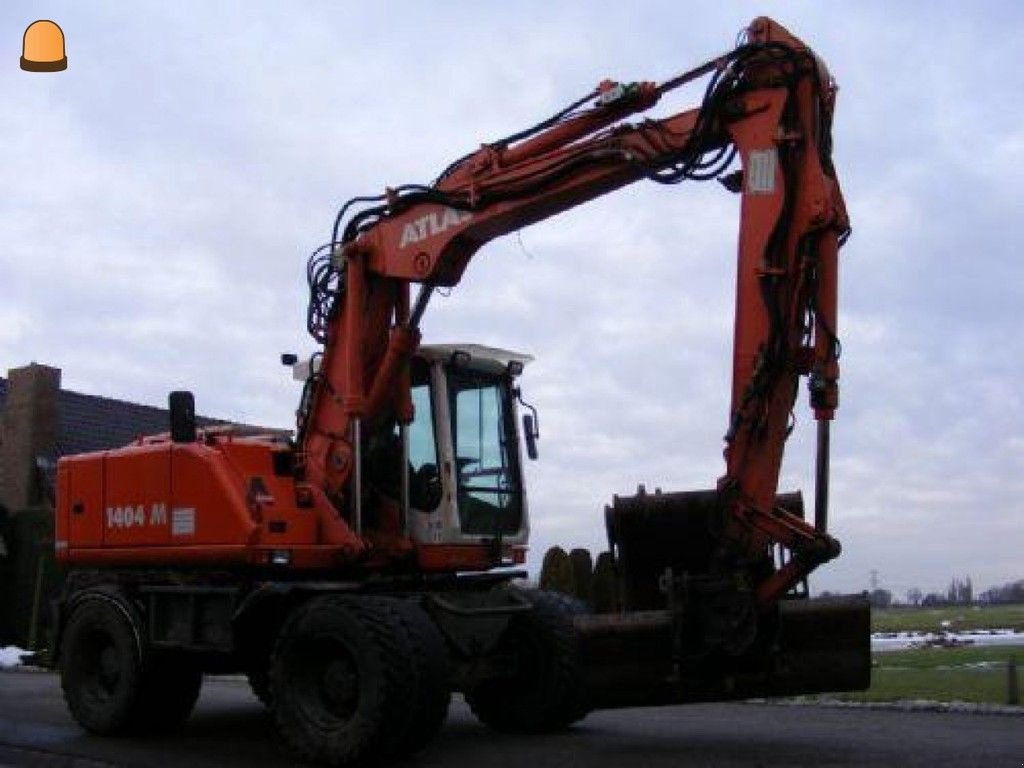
[403,344,531,560]
[295,343,533,565]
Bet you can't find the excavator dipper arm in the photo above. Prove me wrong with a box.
[300,17,849,609]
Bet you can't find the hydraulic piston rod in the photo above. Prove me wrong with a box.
[814,419,830,534]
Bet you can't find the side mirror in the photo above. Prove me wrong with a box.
[169,391,197,444]
[515,386,540,461]
[523,413,539,461]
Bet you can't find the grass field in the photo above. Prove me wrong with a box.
[871,603,1024,634]
[818,604,1024,704]
[834,644,1022,705]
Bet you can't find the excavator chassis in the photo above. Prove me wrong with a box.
[50,464,870,759]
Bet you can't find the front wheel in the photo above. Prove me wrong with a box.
[269,596,414,766]
[466,589,590,733]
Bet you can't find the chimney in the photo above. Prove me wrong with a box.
[0,363,61,512]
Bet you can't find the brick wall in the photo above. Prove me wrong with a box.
[0,364,61,512]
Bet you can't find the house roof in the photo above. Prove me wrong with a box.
[54,388,290,459]
[55,389,239,456]
[2,369,290,506]
[38,389,287,499]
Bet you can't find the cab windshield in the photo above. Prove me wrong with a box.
[448,369,523,535]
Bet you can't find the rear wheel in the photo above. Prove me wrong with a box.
[60,593,203,735]
[466,589,590,733]
[60,595,144,735]
[269,596,414,766]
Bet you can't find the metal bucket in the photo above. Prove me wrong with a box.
[587,485,869,707]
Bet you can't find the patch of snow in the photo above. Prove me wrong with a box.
[0,646,31,669]
[933,661,1002,671]
[872,630,1024,652]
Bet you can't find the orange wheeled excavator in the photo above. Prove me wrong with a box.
[51,17,868,765]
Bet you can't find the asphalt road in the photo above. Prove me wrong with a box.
[0,671,1021,768]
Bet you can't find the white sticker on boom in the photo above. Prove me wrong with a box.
[746,149,778,194]
[171,507,196,536]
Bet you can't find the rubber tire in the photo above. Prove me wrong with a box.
[466,589,590,733]
[388,598,451,756]
[269,596,414,766]
[60,596,145,735]
[548,592,593,725]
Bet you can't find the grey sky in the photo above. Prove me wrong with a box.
[1,2,1021,597]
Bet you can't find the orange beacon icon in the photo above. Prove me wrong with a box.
[21,20,67,72]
